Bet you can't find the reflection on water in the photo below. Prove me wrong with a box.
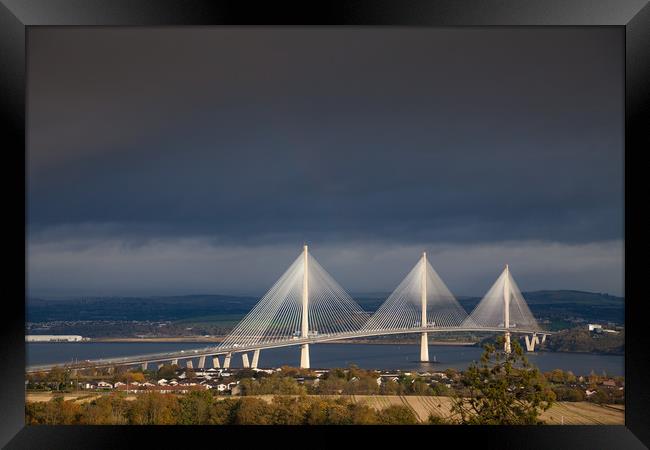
[26,342,623,376]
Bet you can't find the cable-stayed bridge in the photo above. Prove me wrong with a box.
[27,246,551,373]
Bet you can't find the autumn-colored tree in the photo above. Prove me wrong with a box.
[348,402,378,425]
[209,398,237,424]
[123,371,146,383]
[157,364,179,379]
[450,338,555,425]
[231,397,273,425]
[377,405,418,424]
[128,392,179,425]
[270,396,309,425]
[178,390,213,424]
[47,367,69,391]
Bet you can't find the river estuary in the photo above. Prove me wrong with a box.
[26,342,623,376]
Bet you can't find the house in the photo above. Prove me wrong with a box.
[602,380,616,387]
[157,378,168,385]
[216,384,228,392]
[114,382,126,388]
[585,389,597,397]
[96,381,112,389]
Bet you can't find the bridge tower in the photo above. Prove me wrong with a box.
[300,244,310,369]
[420,252,429,362]
[504,264,511,353]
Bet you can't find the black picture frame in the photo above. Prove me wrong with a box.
[1,0,648,448]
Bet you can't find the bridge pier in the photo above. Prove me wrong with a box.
[158,363,164,370]
[300,245,311,369]
[171,359,178,366]
[504,331,511,353]
[224,353,232,369]
[251,349,260,369]
[242,353,250,368]
[420,332,429,362]
[525,333,540,352]
[419,253,429,362]
[212,356,220,368]
[541,334,547,344]
[300,344,310,369]
[141,362,148,371]
[186,360,193,369]
[198,356,206,369]
[504,265,512,354]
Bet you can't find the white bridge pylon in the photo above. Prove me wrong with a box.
[463,264,541,352]
[362,252,469,362]
[217,245,370,369]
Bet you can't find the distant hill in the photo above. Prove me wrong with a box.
[26,295,259,322]
[458,290,623,324]
[27,290,623,324]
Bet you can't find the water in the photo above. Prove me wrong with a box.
[26,342,623,376]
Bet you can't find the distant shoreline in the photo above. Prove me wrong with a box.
[86,337,478,346]
[29,338,623,355]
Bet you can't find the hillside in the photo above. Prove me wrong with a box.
[27,290,623,325]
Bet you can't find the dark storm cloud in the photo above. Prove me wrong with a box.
[27,27,624,296]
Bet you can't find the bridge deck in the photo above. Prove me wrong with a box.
[26,327,552,373]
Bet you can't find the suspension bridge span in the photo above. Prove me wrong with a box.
[26,246,552,373]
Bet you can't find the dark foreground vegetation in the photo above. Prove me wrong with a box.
[26,394,421,425]
[27,339,623,425]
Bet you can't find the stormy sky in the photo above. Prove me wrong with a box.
[27,27,624,298]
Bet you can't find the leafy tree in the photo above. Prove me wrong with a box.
[128,392,179,424]
[231,397,273,424]
[430,382,451,397]
[121,371,145,384]
[270,396,309,424]
[81,395,129,425]
[47,367,69,391]
[305,398,329,425]
[178,391,213,424]
[209,398,237,424]
[324,402,353,425]
[411,379,433,395]
[450,338,555,425]
[157,364,179,379]
[377,405,418,424]
[348,403,378,425]
[552,386,585,402]
[379,379,400,395]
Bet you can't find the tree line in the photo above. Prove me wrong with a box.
[25,393,419,425]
